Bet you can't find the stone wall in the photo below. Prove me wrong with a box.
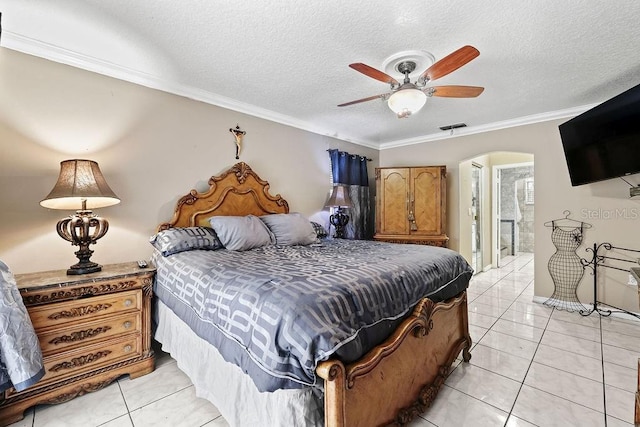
[500,165,534,255]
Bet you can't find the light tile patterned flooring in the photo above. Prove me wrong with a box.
[8,253,640,426]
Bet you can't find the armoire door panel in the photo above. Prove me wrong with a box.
[380,168,409,235]
[411,168,441,235]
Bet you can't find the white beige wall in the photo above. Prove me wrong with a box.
[0,49,378,274]
[380,124,640,314]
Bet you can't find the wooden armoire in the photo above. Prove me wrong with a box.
[374,166,448,247]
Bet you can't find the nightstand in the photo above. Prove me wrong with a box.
[0,262,155,426]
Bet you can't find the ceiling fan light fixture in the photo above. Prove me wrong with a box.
[339,46,482,114]
[388,88,427,118]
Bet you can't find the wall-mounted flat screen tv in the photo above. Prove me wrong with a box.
[559,83,640,186]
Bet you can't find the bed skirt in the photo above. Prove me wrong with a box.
[153,300,324,427]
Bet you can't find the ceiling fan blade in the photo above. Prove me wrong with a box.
[419,46,480,82]
[338,93,388,107]
[349,63,400,86]
[428,85,484,98]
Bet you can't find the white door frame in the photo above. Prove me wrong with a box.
[492,162,534,268]
[471,162,483,273]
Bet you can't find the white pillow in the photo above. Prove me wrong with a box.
[260,213,318,246]
[208,215,275,251]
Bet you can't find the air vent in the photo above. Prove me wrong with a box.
[439,123,467,131]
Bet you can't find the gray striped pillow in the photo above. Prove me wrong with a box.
[150,226,223,256]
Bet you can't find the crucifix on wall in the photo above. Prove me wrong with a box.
[229,125,246,159]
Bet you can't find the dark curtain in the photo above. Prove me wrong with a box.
[328,149,372,239]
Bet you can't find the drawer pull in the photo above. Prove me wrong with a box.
[124,299,133,307]
[123,345,133,353]
[123,321,132,329]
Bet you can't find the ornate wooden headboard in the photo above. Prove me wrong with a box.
[158,162,290,231]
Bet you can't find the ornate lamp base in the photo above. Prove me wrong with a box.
[68,264,101,275]
[329,207,350,239]
[57,210,109,275]
[67,247,102,275]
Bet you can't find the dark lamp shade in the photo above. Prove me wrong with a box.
[40,160,120,210]
[325,185,353,208]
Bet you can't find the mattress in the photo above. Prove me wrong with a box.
[152,239,472,392]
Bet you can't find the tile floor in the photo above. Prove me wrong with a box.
[7,253,640,427]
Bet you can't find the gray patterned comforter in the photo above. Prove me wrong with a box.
[0,260,45,393]
[152,240,472,392]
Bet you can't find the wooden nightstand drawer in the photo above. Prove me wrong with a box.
[43,335,142,382]
[20,276,145,307]
[37,312,141,355]
[27,290,141,330]
[7,335,142,397]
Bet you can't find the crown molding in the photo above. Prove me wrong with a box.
[378,104,599,150]
[2,31,597,152]
[1,31,379,150]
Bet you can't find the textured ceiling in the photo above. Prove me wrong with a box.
[1,1,640,148]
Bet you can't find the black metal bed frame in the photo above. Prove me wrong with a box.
[580,242,640,319]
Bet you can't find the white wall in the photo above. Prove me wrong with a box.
[0,49,378,273]
[380,124,640,314]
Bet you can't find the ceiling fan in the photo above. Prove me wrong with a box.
[338,45,484,118]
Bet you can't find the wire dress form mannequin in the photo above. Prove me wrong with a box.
[543,211,592,312]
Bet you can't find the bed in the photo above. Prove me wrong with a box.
[151,162,473,426]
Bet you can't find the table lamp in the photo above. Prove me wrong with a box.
[40,160,120,275]
[325,185,353,239]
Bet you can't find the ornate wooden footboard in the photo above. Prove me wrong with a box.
[318,291,471,427]
[158,162,472,426]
